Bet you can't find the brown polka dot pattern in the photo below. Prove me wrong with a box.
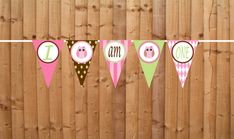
[67,40,97,86]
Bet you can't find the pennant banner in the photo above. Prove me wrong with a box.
[168,40,198,87]
[100,40,131,87]
[33,40,64,87]
[67,40,97,86]
[31,39,200,88]
[134,40,165,87]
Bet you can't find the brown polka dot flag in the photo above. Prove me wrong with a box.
[67,40,97,86]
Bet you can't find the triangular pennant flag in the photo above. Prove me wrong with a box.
[67,40,97,86]
[168,40,199,88]
[100,40,131,87]
[33,40,64,87]
[134,40,165,87]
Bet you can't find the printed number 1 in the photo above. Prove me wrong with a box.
[43,45,53,61]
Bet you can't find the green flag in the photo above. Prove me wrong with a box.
[134,40,164,87]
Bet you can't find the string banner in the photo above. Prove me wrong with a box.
[13,40,202,88]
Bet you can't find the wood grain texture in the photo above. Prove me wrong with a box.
[10,0,24,138]
[36,0,50,139]
[152,0,166,138]
[216,0,230,138]
[99,0,114,139]
[0,1,234,139]
[49,0,63,139]
[75,0,88,139]
[152,50,165,139]
[23,0,38,138]
[165,0,179,139]
[0,45,11,139]
[153,0,166,39]
[138,0,153,139]
[11,0,24,139]
[113,0,126,139]
[61,0,75,139]
[87,0,100,139]
[126,0,140,138]
[231,0,234,138]
[203,0,217,138]
[0,1,11,139]
[177,0,191,139]
[190,0,204,139]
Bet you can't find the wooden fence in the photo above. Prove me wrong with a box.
[0,0,233,139]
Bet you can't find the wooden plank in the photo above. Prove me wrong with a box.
[177,0,191,139]
[203,46,217,139]
[126,0,140,138]
[113,0,126,39]
[75,0,88,138]
[0,46,11,139]
[165,0,179,139]
[231,52,234,135]
[36,0,50,139]
[113,0,126,139]
[36,0,49,40]
[231,52,234,139]
[216,0,230,138]
[48,0,62,139]
[61,0,76,139]
[138,0,153,139]
[203,0,217,138]
[165,47,178,139]
[61,48,76,139]
[189,42,204,138]
[152,0,166,39]
[61,49,76,139]
[152,0,166,139]
[231,0,234,137]
[76,0,87,39]
[87,0,100,139]
[0,1,11,139]
[152,51,165,139]
[23,0,38,138]
[190,0,204,138]
[177,84,190,139]
[10,0,24,138]
[99,0,114,138]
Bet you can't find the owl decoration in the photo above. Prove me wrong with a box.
[144,46,154,58]
[76,46,87,59]
[68,40,97,86]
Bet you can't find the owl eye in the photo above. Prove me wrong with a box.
[83,49,85,51]
[150,49,153,51]
[79,49,81,51]
[146,49,149,51]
